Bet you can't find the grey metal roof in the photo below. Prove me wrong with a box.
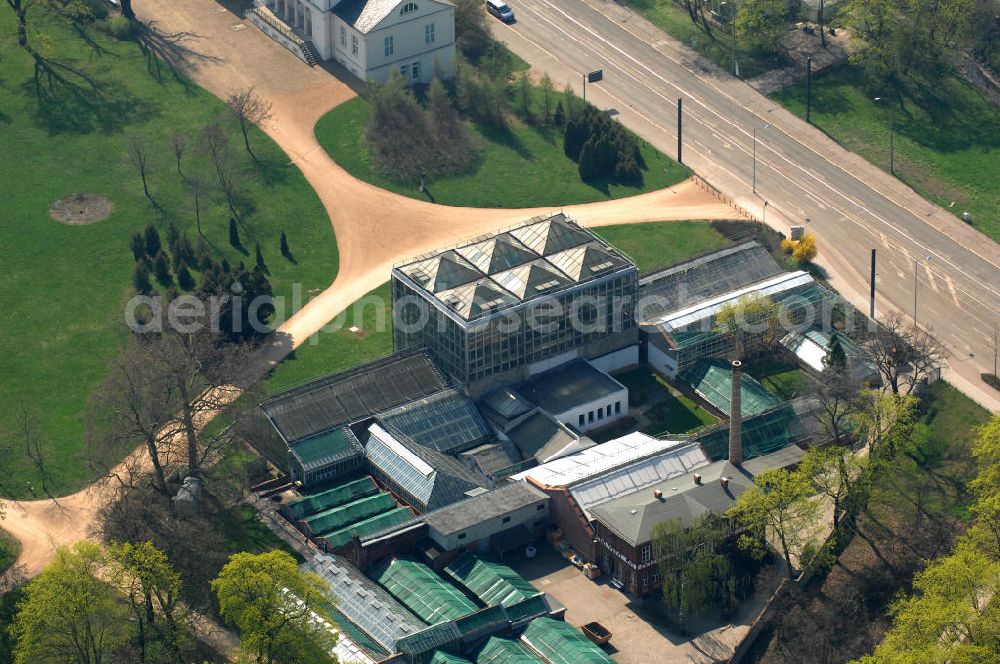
[423,481,549,537]
[590,446,804,546]
[505,411,592,463]
[395,214,636,322]
[515,360,626,416]
[307,553,425,653]
[261,351,448,444]
[334,0,453,34]
[590,460,750,546]
[479,388,535,429]
[377,388,492,455]
[459,442,522,476]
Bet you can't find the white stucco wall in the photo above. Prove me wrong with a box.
[552,386,629,434]
[364,1,456,83]
[329,15,367,80]
[648,343,679,379]
[589,345,639,374]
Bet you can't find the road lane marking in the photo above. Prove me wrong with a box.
[509,0,1000,311]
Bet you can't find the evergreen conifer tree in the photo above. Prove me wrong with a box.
[153,251,172,287]
[176,260,195,291]
[133,260,152,294]
[130,233,146,261]
[144,224,161,257]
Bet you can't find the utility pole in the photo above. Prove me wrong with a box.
[874,97,895,175]
[870,248,876,319]
[753,126,757,194]
[677,97,683,164]
[582,72,586,102]
[806,57,813,123]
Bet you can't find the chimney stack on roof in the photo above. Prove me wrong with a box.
[694,473,702,485]
[720,476,730,489]
[729,360,744,467]
[653,489,663,500]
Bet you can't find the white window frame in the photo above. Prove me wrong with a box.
[411,60,420,81]
[351,34,358,56]
[425,23,435,44]
[384,35,394,58]
[340,26,346,48]
[640,545,651,563]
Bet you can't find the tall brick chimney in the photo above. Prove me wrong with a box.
[729,360,743,466]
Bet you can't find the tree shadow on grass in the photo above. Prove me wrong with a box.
[478,122,533,160]
[896,78,1000,153]
[137,21,221,93]
[25,51,158,134]
[254,155,291,188]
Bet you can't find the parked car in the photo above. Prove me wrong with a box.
[486,0,516,23]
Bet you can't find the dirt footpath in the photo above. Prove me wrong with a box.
[3,0,741,581]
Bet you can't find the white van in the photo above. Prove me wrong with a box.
[486,0,515,23]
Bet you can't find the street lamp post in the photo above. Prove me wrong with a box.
[874,96,895,175]
[715,2,738,77]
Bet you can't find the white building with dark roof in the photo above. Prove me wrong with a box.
[247,0,455,83]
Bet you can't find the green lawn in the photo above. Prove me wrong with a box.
[0,529,21,576]
[614,368,717,434]
[0,10,338,498]
[217,504,303,563]
[593,221,730,272]
[744,357,807,400]
[772,64,1000,243]
[615,0,782,79]
[265,282,394,394]
[314,96,689,208]
[645,389,717,434]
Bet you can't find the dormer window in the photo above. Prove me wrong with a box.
[401,2,418,13]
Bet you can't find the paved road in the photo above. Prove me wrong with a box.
[500,0,1000,408]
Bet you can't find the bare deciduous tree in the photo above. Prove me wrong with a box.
[157,326,253,477]
[860,313,945,395]
[225,85,273,161]
[170,132,187,176]
[128,135,155,204]
[813,368,864,445]
[186,173,208,236]
[14,401,57,502]
[201,123,242,222]
[88,340,182,496]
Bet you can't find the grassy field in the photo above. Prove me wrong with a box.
[772,64,1000,244]
[744,358,807,401]
[0,10,338,498]
[615,0,782,79]
[314,96,689,208]
[265,282,394,394]
[593,220,729,272]
[0,530,21,577]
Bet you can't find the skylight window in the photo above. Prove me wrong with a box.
[534,279,561,292]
